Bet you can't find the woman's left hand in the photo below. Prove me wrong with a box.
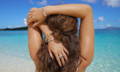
[48,40,69,67]
[27,8,46,27]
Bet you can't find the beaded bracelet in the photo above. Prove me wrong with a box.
[45,32,55,43]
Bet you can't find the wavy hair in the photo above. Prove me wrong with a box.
[37,14,81,72]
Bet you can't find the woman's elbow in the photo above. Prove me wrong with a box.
[81,4,93,16]
[82,4,92,11]
[81,52,94,68]
[81,57,94,68]
[78,4,93,17]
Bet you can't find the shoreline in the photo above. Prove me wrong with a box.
[0,26,120,31]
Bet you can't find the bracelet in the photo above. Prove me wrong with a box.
[47,36,54,42]
[45,32,55,43]
[41,7,47,17]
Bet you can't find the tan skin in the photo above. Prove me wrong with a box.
[27,4,94,72]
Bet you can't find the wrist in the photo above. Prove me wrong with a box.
[41,7,47,17]
[44,6,50,16]
[39,24,53,35]
[45,32,60,43]
[44,5,56,16]
[45,33,54,43]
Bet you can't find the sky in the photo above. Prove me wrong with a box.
[0,0,120,29]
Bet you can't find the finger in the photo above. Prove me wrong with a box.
[27,19,34,26]
[27,15,32,21]
[59,53,65,66]
[60,56,65,66]
[27,15,34,26]
[32,22,40,28]
[48,49,54,59]
[61,50,68,62]
[27,17,33,24]
[63,47,69,55]
[55,54,62,67]
[28,15,32,20]
[27,15,34,24]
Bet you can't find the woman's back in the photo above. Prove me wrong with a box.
[37,14,81,72]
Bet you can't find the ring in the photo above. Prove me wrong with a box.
[59,55,64,58]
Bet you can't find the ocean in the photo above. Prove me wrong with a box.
[0,30,120,72]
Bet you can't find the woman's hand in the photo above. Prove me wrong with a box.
[27,8,46,27]
[38,24,69,66]
[48,40,69,67]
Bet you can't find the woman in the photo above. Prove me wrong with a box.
[27,4,94,72]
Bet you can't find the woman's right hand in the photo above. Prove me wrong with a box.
[48,40,69,67]
[27,8,46,27]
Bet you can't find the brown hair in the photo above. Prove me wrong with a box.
[37,14,81,72]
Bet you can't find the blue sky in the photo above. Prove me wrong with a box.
[0,0,120,29]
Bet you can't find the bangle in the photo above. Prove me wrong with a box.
[47,36,55,42]
[45,32,55,43]
[42,7,47,17]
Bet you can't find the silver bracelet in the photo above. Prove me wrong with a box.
[47,36,55,42]
[45,33,55,43]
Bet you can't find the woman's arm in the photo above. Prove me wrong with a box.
[44,4,94,70]
[77,5,94,71]
[28,26,43,71]
[45,4,92,18]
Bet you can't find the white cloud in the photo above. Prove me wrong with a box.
[104,0,120,7]
[36,0,47,5]
[82,0,96,3]
[95,24,112,29]
[97,16,105,22]
[29,0,48,5]
[24,18,27,26]
[95,24,106,29]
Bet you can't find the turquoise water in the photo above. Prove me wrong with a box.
[0,30,120,72]
[0,31,29,59]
